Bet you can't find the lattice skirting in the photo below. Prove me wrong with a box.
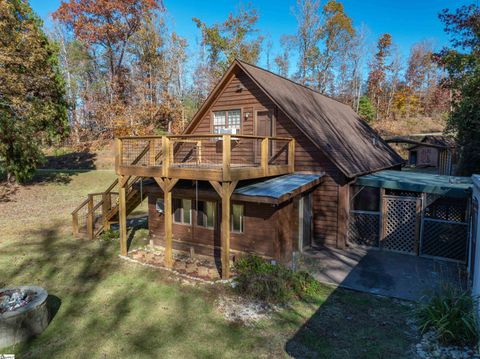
[421,220,468,262]
[348,212,380,247]
[382,197,418,254]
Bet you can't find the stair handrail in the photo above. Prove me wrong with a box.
[72,139,162,238]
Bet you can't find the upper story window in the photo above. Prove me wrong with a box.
[213,109,241,134]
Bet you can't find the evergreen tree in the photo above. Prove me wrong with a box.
[358,96,376,123]
[0,0,67,182]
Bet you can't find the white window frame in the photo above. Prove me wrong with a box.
[213,109,241,134]
[231,203,244,233]
[173,198,192,225]
[197,200,216,230]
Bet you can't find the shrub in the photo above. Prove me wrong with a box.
[100,229,119,241]
[232,255,320,304]
[416,285,478,346]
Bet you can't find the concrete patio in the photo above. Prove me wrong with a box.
[301,245,467,301]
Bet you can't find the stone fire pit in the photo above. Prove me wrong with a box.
[0,286,49,349]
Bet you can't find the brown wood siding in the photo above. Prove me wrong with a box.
[275,199,296,263]
[275,109,347,247]
[148,193,285,261]
[187,67,349,248]
[191,69,274,136]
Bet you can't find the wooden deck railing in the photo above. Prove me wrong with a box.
[115,134,295,181]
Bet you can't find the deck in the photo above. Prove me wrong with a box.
[115,134,295,181]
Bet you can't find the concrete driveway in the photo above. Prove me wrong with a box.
[301,246,467,301]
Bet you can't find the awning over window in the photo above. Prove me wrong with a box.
[355,170,472,198]
[234,173,323,203]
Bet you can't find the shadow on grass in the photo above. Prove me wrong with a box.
[283,287,416,359]
[46,295,62,323]
[3,220,260,358]
[42,151,97,171]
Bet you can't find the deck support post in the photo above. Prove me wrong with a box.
[154,177,179,268]
[119,176,128,256]
[209,180,238,279]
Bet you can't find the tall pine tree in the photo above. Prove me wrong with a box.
[0,0,67,182]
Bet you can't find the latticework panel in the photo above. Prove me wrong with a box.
[348,211,380,247]
[382,197,418,254]
[385,189,421,197]
[424,196,467,223]
[421,220,468,262]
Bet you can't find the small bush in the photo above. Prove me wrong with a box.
[232,255,320,304]
[416,285,478,346]
[100,229,119,241]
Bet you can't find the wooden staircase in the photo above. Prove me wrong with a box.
[72,142,161,239]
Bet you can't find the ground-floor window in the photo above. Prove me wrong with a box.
[173,198,192,225]
[197,200,216,229]
[231,203,244,233]
[350,185,380,211]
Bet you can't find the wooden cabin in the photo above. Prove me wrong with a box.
[407,135,457,175]
[73,59,403,279]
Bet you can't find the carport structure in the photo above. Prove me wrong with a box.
[348,170,473,263]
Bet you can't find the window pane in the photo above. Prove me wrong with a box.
[228,110,241,129]
[182,199,192,224]
[156,198,164,214]
[232,204,244,232]
[213,111,226,126]
[197,201,205,226]
[173,198,182,223]
[351,186,380,212]
[206,201,215,228]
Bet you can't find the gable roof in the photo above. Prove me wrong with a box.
[421,135,456,148]
[186,59,403,178]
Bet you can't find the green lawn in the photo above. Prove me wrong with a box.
[0,170,418,358]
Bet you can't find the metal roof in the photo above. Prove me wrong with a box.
[234,173,323,200]
[236,60,404,177]
[356,170,472,198]
[473,175,480,192]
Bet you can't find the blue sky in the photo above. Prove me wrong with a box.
[31,0,472,71]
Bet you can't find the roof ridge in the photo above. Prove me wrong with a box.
[235,58,353,110]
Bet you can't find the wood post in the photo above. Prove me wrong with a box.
[154,177,179,268]
[87,194,94,240]
[149,139,156,166]
[164,186,173,268]
[72,212,79,236]
[119,177,128,256]
[288,139,296,172]
[162,136,170,177]
[222,134,231,181]
[336,184,349,249]
[261,137,269,176]
[209,180,238,279]
[114,138,122,172]
[379,188,386,247]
